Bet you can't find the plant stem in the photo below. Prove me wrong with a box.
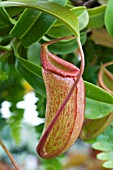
[41,36,74,46]
[98,62,113,95]
[0,44,12,51]
[0,139,20,170]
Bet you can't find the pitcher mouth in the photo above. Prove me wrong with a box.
[41,36,80,78]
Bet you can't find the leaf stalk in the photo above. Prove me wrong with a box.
[0,139,20,170]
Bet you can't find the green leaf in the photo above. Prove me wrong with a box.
[48,0,67,6]
[80,112,113,140]
[70,6,89,30]
[85,98,113,119]
[0,7,13,36]
[85,81,113,119]
[92,141,112,151]
[27,42,41,65]
[21,13,56,47]
[85,81,113,104]
[0,7,14,24]
[13,43,46,97]
[16,61,46,98]
[0,113,6,130]
[14,48,42,77]
[11,8,41,38]
[35,123,44,134]
[49,38,77,54]
[0,24,12,36]
[6,7,24,18]
[48,7,88,38]
[105,0,113,37]
[47,24,73,38]
[77,8,89,30]
[103,161,113,168]
[0,71,8,81]
[35,93,46,118]
[91,125,113,169]
[42,158,63,170]
[48,32,87,54]
[87,5,106,28]
[0,1,79,38]
[10,0,67,46]
[97,151,113,161]
[0,61,25,103]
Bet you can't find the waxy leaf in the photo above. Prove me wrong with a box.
[85,81,113,119]
[0,7,13,36]
[85,98,113,119]
[11,8,41,38]
[0,7,14,24]
[48,24,73,38]
[48,7,89,38]
[16,55,42,78]
[13,44,46,98]
[27,42,41,65]
[77,8,89,30]
[10,0,67,32]
[105,0,113,37]
[87,5,106,28]
[80,112,113,140]
[70,6,89,30]
[85,81,113,104]
[21,13,56,47]
[6,7,24,18]
[16,61,46,98]
[0,1,79,38]
[11,0,67,46]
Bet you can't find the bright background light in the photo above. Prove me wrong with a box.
[1,92,44,126]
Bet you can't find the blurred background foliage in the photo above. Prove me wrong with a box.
[0,0,113,169]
